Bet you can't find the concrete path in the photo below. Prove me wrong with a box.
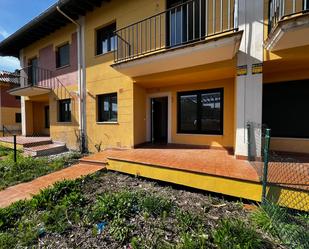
[0,164,104,208]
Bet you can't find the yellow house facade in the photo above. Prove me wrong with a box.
[0,0,308,159]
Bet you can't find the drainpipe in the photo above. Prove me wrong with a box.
[56,6,86,153]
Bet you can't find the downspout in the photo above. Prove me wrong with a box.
[56,6,86,153]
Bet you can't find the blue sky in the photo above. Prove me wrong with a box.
[0,0,57,72]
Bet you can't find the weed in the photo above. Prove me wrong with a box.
[178,232,209,249]
[140,194,174,217]
[0,233,16,249]
[109,217,135,243]
[212,218,263,249]
[176,210,204,233]
[251,204,309,249]
[91,190,139,221]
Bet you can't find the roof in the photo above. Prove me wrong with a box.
[0,71,20,85]
[0,0,105,58]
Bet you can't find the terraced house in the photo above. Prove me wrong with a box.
[0,71,21,136]
[0,0,308,209]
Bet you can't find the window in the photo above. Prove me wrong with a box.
[177,89,223,134]
[97,93,118,122]
[263,80,309,138]
[15,113,21,123]
[58,99,71,122]
[56,43,70,68]
[96,23,116,55]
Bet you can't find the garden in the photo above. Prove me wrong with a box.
[0,170,308,249]
[0,146,82,190]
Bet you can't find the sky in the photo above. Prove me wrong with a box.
[0,0,57,72]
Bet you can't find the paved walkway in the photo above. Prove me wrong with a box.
[0,164,103,208]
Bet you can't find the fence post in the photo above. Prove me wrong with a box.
[261,128,271,204]
[13,134,17,163]
[247,122,251,161]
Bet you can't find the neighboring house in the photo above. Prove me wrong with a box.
[0,0,308,158]
[0,71,21,135]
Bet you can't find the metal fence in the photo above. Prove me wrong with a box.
[269,0,309,32]
[114,0,239,63]
[249,124,309,249]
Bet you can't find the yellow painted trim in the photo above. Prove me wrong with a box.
[107,159,309,211]
[107,159,262,201]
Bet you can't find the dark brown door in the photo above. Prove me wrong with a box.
[151,97,168,144]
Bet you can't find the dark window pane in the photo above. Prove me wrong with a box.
[201,92,222,132]
[15,113,21,123]
[263,80,309,138]
[178,89,223,134]
[59,99,71,122]
[179,94,198,132]
[96,23,116,55]
[98,93,118,122]
[56,44,70,68]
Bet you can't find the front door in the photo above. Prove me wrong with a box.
[151,97,168,144]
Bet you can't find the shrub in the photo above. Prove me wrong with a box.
[212,218,263,249]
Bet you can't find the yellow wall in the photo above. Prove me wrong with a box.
[0,107,21,131]
[144,78,235,149]
[84,0,168,151]
[23,23,76,62]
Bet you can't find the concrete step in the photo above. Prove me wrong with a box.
[24,142,68,157]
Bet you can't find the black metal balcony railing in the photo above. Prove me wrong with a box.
[114,0,239,63]
[269,0,309,33]
[10,66,74,99]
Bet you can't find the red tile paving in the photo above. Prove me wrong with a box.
[0,136,51,145]
[0,164,103,208]
[82,147,260,182]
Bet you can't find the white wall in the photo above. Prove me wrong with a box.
[235,0,264,159]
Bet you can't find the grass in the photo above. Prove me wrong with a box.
[0,150,82,190]
[0,171,284,249]
[251,203,309,249]
[0,146,12,157]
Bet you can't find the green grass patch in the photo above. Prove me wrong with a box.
[0,151,82,190]
[251,203,309,249]
[212,218,264,249]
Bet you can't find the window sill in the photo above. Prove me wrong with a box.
[176,133,223,136]
[95,50,115,58]
[56,64,70,70]
[96,121,119,125]
[56,121,72,124]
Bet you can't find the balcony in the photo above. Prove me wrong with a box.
[265,0,309,51]
[112,0,242,78]
[8,67,56,97]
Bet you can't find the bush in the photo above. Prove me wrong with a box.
[212,218,263,249]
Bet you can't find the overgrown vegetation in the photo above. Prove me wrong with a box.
[0,151,82,190]
[251,203,309,249]
[0,146,12,157]
[0,171,297,249]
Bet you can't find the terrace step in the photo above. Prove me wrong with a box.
[23,142,67,157]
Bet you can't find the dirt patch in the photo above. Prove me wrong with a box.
[36,171,280,249]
